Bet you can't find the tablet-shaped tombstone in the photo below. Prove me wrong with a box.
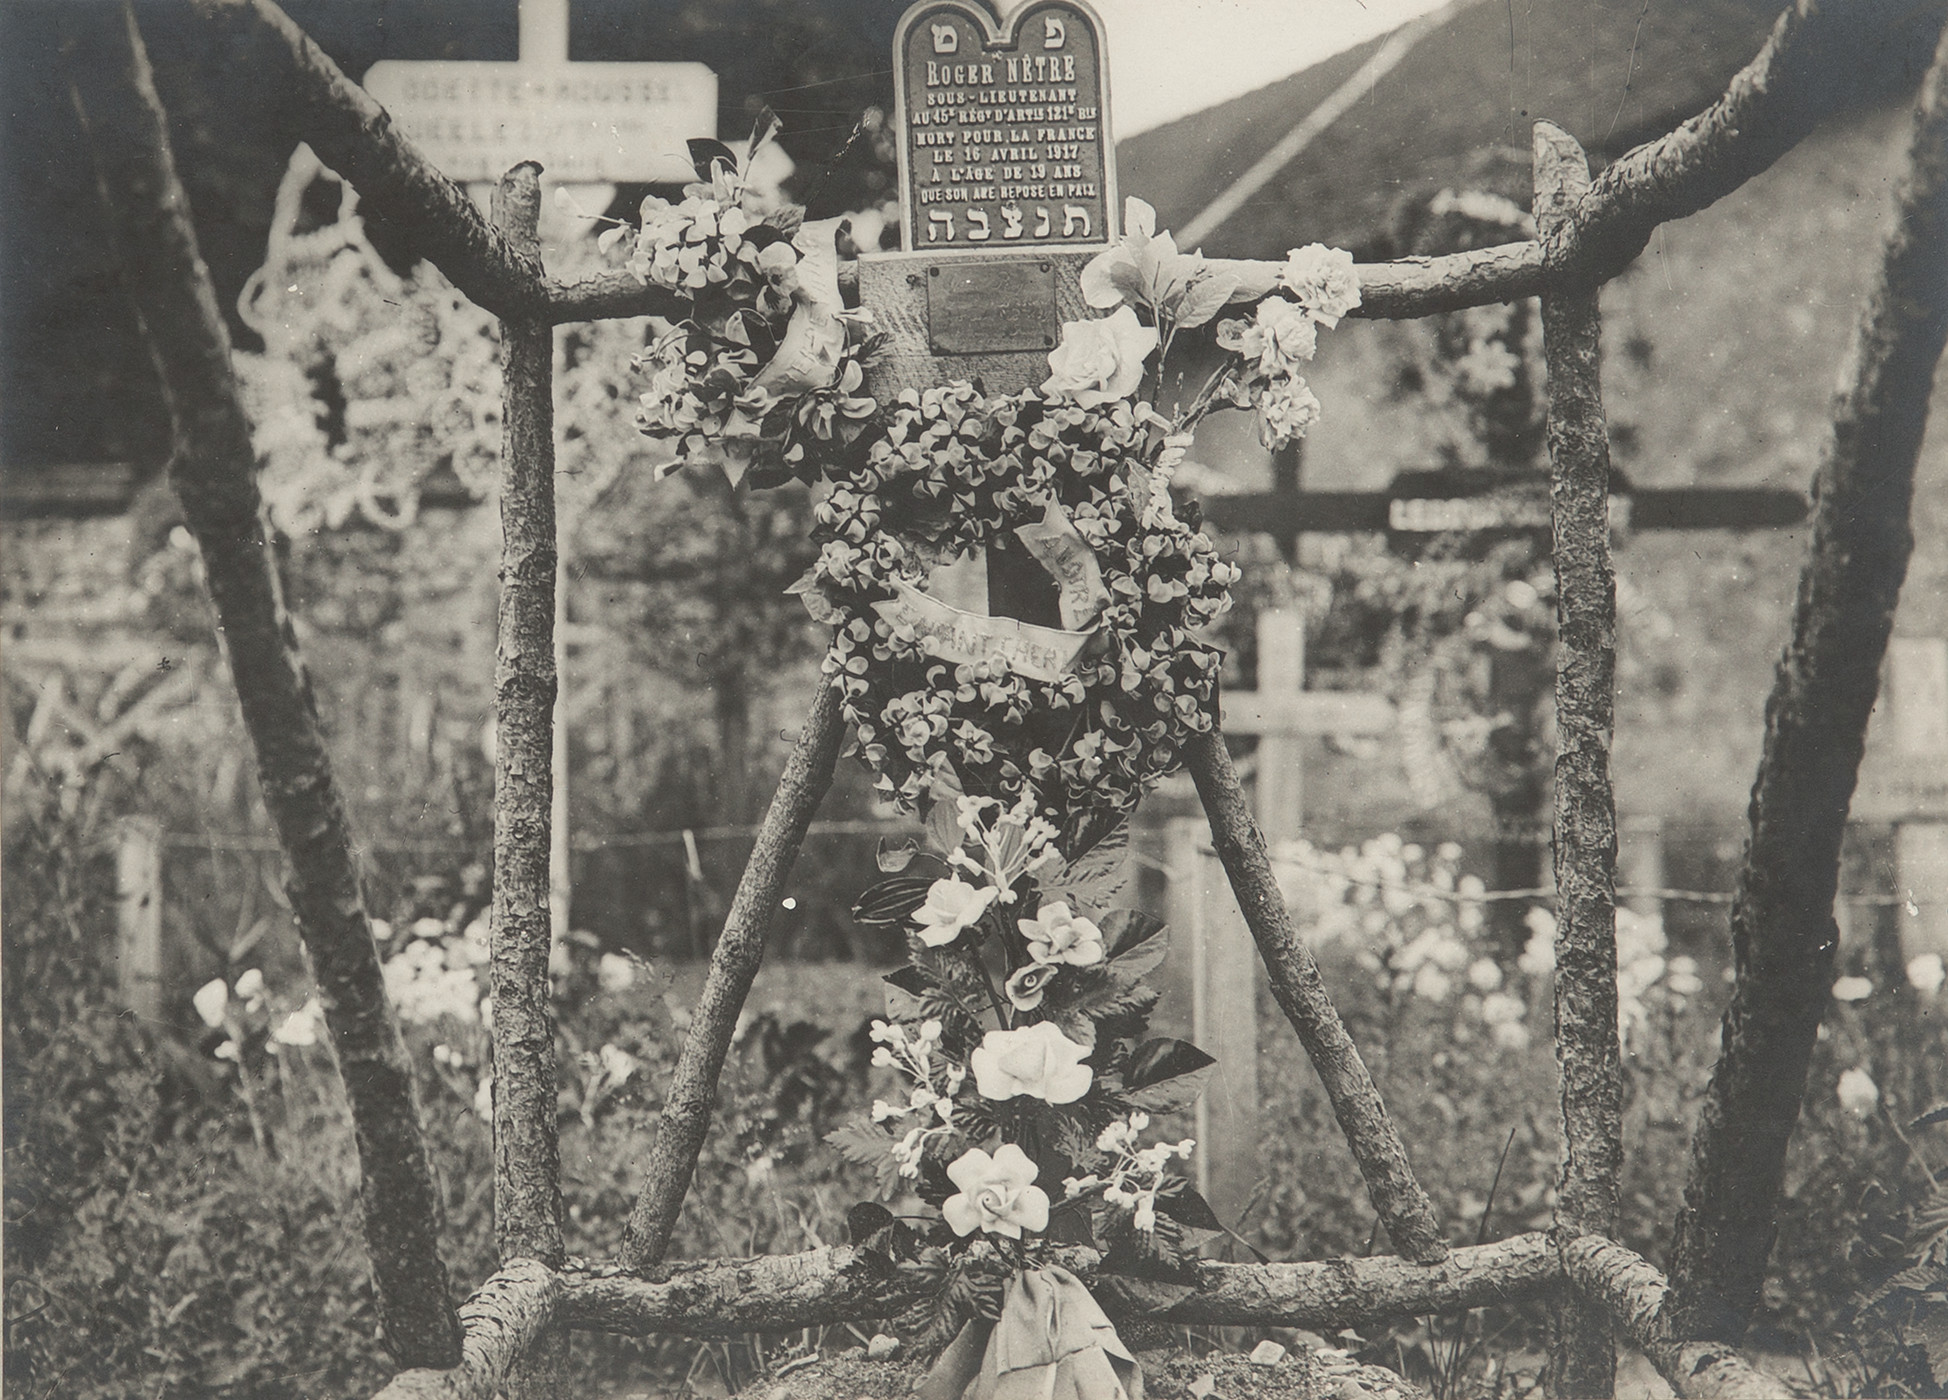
[861,0,1117,400]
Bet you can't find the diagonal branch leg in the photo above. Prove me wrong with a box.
[61,3,460,1367]
[1667,20,1948,1341]
[621,680,847,1272]
[1184,730,1448,1264]
[1534,119,1624,1400]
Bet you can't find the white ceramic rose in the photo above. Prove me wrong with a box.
[913,876,999,947]
[941,1143,1050,1238]
[971,1021,1094,1104]
[1019,901,1105,967]
[1041,306,1158,409]
[1277,243,1362,326]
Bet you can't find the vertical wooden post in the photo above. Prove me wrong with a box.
[115,816,163,1022]
[1889,638,1948,959]
[1159,817,1261,1227]
[1619,814,1665,921]
[491,159,567,1398]
[1536,120,1623,1400]
[551,556,572,940]
[1255,609,1305,846]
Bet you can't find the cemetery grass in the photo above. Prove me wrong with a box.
[7,810,1947,1397]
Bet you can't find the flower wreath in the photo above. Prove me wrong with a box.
[616,148,1357,851]
[799,383,1239,851]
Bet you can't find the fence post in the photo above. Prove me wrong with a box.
[1888,638,1948,959]
[115,816,163,1022]
[1619,814,1665,922]
[1159,817,1262,1230]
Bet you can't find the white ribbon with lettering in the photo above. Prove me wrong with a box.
[1012,499,1110,630]
[872,580,1094,683]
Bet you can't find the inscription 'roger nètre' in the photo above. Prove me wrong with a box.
[896,5,1111,246]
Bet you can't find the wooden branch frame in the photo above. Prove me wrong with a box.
[1184,730,1448,1265]
[1533,122,1625,1399]
[178,0,1902,332]
[1667,19,1948,1341]
[62,3,463,1369]
[104,0,1933,1391]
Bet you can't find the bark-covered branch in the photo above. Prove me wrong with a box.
[490,165,566,1271]
[1548,0,1940,289]
[1207,242,1548,321]
[569,1235,1555,1337]
[180,0,547,319]
[619,681,848,1271]
[1562,1237,1777,1400]
[1535,121,1624,1400]
[1183,730,1447,1265]
[373,1261,562,1400]
[63,4,461,1369]
[1209,1,1937,321]
[1668,21,1948,1341]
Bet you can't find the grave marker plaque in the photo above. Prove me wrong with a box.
[891,0,1115,253]
[862,0,1116,401]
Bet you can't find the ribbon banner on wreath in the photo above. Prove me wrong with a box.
[611,0,1361,1379]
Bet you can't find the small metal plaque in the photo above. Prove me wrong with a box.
[926,258,1059,354]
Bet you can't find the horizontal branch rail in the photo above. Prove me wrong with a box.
[1562,1236,1776,1400]
[1184,729,1448,1265]
[566,1235,1556,1337]
[184,0,1925,337]
[65,3,461,1367]
[373,1261,562,1400]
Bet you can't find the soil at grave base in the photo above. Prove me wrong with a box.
[730,1343,1427,1400]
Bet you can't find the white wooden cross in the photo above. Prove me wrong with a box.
[1159,605,1395,1228]
[363,0,717,187]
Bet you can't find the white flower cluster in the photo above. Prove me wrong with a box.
[1064,1112,1196,1233]
[949,792,1063,900]
[1214,244,1361,450]
[869,1018,963,1178]
[381,919,491,1027]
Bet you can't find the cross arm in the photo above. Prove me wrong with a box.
[1220,690,1394,739]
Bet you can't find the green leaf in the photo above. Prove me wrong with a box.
[1125,1037,1216,1090]
[1052,821,1130,908]
[884,964,937,996]
[1173,271,1240,330]
[1090,1274,1197,1315]
[1154,1183,1224,1233]
[847,1200,895,1245]
[877,836,920,872]
[687,138,739,182]
[853,875,934,927]
[825,1121,904,1199]
[1103,911,1168,976]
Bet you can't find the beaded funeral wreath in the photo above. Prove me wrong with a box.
[618,135,1360,1386]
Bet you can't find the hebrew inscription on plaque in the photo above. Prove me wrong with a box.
[892,0,1115,254]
